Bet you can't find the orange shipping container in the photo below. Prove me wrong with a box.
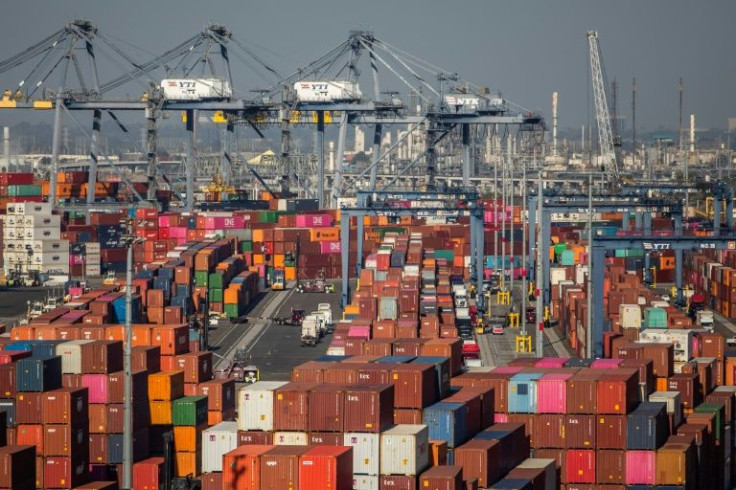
[151,324,189,355]
[173,424,206,452]
[222,445,272,490]
[309,227,339,242]
[174,451,201,478]
[148,371,185,401]
[149,400,172,425]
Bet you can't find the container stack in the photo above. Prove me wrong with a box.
[1,202,67,275]
[172,395,208,478]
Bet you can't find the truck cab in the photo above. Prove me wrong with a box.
[272,268,286,290]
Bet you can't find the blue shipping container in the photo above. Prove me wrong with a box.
[508,373,542,413]
[314,355,350,362]
[487,478,534,490]
[16,356,62,392]
[626,401,669,450]
[422,402,469,448]
[375,356,416,364]
[0,402,14,427]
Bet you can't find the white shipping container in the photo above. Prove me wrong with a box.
[1,227,21,240]
[85,243,101,253]
[550,267,567,286]
[7,202,53,216]
[619,304,642,330]
[22,228,61,241]
[55,340,95,374]
[22,215,61,229]
[31,251,69,267]
[294,81,362,103]
[352,475,379,490]
[344,432,380,476]
[25,240,69,254]
[41,263,69,274]
[575,265,589,286]
[379,424,429,476]
[648,391,682,428]
[160,78,232,101]
[237,381,288,431]
[516,458,556,490]
[201,421,238,473]
[273,431,308,445]
[85,265,101,276]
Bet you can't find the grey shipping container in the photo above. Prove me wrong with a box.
[626,401,669,450]
[16,356,62,392]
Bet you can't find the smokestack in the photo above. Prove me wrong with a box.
[689,114,695,153]
[3,127,9,171]
[552,92,558,157]
[328,141,335,172]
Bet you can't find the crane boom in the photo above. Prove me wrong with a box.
[587,31,620,182]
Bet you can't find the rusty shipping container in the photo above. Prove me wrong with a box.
[259,445,309,490]
[343,383,395,433]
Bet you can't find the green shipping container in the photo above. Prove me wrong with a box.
[553,243,567,256]
[615,249,645,258]
[208,272,225,289]
[172,396,208,426]
[694,402,725,439]
[209,288,224,303]
[240,241,253,253]
[194,271,209,287]
[258,211,280,223]
[434,250,454,262]
[643,307,667,328]
[8,184,42,197]
[379,227,407,239]
[224,303,241,319]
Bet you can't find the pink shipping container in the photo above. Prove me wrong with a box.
[625,450,655,484]
[537,373,572,413]
[295,214,332,227]
[535,357,570,368]
[494,413,508,423]
[591,359,623,369]
[348,326,371,340]
[169,227,188,238]
[320,241,342,254]
[204,216,245,230]
[491,366,523,374]
[81,373,109,404]
[70,255,85,266]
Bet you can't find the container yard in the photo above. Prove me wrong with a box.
[0,5,733,490]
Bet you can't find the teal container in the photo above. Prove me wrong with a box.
[615,249,645,258]
[194,271,208,287]
[644,307,667,328]
[209,288,223,303]
[172,396,208,426]
[240,241,253,253]
[560,250,575,266]
[208,272,224,289]
[435,250,455,262]
[8,184,42,197]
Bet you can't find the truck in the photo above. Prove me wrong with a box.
[696,310,714,331]
[271,268,286,291]
[160,78,233,101]
[300,315,321,346]
[317,303,334,329]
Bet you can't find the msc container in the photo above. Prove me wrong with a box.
[133,457,165,490]
[343,383,394,433]
[148,370,185,401]
[422,402,469,448]
[260,445,309,490]
[298,445,353,490]
[343,432,380,475]
[515,458,556,490]
[237,381,288,431]
[201,421,238,473]
[44,456,87,488]
[16,355,62,392]
[626,401,669,450]
[172,396,208,426]
[565,449,595,483]
[0,445,36,489]
[379,424,429,476]
[508,373,542,413]
[55,340,95,374]
[41,387,88,426]
[308,384,345,433]
[419,465,463,489]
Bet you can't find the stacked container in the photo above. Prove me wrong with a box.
[1,202,68,275]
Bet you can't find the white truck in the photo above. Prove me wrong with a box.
[300,315,321,346]
[696,310,714,331]
[317,303,333,328]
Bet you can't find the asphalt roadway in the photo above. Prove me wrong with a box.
[0,286,56,328]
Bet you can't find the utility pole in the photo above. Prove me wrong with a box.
[121,216,135,490]
[678,78,684,153]
[632,78,637,164]
[586,174,593,358]
[535,174,544,357]
[521,152,529,338]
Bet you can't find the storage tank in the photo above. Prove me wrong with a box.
[160,78,233,101]
[293,81,362,102]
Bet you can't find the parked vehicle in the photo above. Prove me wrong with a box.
[300,315,322,346]
[275,308,306,326]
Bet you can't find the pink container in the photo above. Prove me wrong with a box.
[68,287,84,300]
[625,450,655,484]
[590,358,623,369]
[204,216,245,230]
[295,214,333,228]
[491,366,523,374]
[494,413,508,423]
[169,227,187,238]
[535,357,570,368]
[81,373,109,403]
[347,326,371,340]
[69,254,85,266]
[537,373,572,413]
[330,340,345,347]
[319,241,342,254]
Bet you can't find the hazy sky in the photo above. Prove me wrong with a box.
[0,0,734,131]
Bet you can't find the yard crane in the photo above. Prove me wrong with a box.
[587,31,623,185]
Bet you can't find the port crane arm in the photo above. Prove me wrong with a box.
[587,31,620,182]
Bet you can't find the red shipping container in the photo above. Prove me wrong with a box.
[563,414,596,449]
[307,432,343,446]
[42,387,89,426]
[596,370,639,415]
[596,449,626,485]
[567,371,600,414]
[44,456,88,488]
[566,449,596,483]
[201,472,223,490]
[419,465,464,489]
[0,350,31,365]
[132,345,161,372]
[308,384,346,433]
[237,431,274,446]
[43,424,88,457]
[16,425,44,455]
[273,382,319,431]
[16,392,42,425]
[298,445,352,490]
[175,352,213,383]
[86,340,124,374]
[133,457,164,490]
[343,383,394,433]
[0,445,36,489]
[222,445,271,490]
[390,364,438,409]
[260,445,309,490]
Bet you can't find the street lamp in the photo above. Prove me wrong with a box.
[120,216,145,490]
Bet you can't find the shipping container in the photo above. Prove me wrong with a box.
[237,381,288,431]
[0,445,36,489]
[344,432,380,475]
[419,465,464,490]
[343,383,394,433]
[298,445,353,490]
[380,424,429,476]
[259,445,309,490]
